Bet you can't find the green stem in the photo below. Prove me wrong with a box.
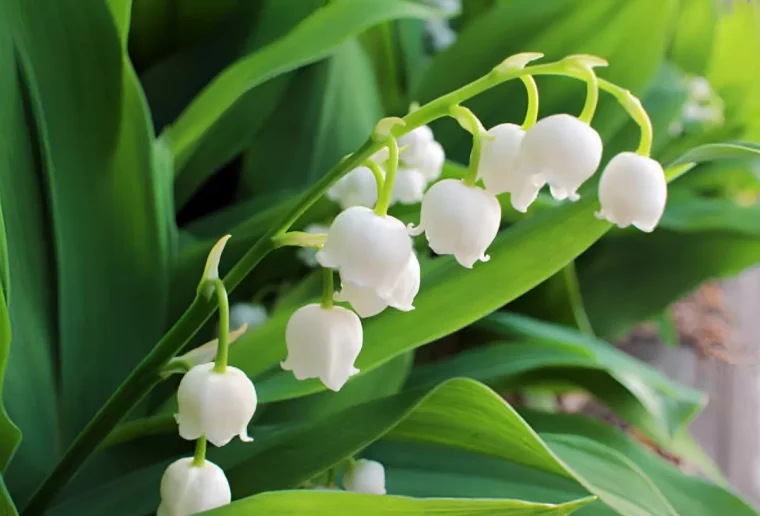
[192,436,207,467]
[272,231,327,249]
[598,78,653,156]
[520,75,539,130]
[103,414,178,448]
[212,279,229,372]
[22,56,652,516]
[321,268,334,309]
[563,262,595,336]
[374,136,398,216]
[449,105,483,186]
[578,66,599,124]
[364,159,386,197]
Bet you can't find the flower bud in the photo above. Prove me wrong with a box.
[410,179,501,268]
[282,303,362,391]
[176,364,257,447]
[596,152,667,232]
[391,167,426,205]
[335,253,420,318]
[516,114,603,201]
[343,459,386,495]
[398,125,434,165]
[477,123,541,212]
[327,166,380,210]
[157,458,231,516]
[317,207,413,298]
[418,140,445,182]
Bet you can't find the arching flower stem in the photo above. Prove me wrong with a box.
[598,78,653,156]
[520,75,539,130]
[364,159,386,197]
[212,279,230,373]
[192,436,207,467]
[449,105,484,186]
[321,268,334,309]
[373,136,399,216]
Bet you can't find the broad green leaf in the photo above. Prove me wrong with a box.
[416,0,678,162]
[660,195,760,236]
[667,141,760,167]
[231,195,612,402]
[208,490,594,516]
[242,38,383,195]
[0,11,57,502]
[165,0,439,170]
[0,293,20,474]
[407,312,704,441]
[0,477,18,516]
[10,0,175,439]
[543,434,678,516]
[522,410,757,516]
[106,0,132,47]
[53,379,585,515]
[668,0,716,75]
[578,229,760,338]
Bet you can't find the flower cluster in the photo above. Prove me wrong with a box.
[158,238,258,516]
[282,54,669,397]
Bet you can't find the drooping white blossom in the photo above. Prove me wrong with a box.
[281,303,363,391]
[391,167,427,205]
[418,140,445,182]
[596,152,667,232]
[410,179,501,268]
[335,253,420,318]
[296,224,329,267]
[317,206,413,298]
[398,125,435,166]
[327,166,381,210]
[477,123,541,212]
[343,459,387,495]
[176,363,257,447]
[157,458,231,516]
[516,114,603,201]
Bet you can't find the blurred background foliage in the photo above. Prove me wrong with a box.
[1,0,760,515]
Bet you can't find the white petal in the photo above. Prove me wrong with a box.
[335,282,388,318]
[282,304,363,391]
[516,114,602,201]
[176,364,257,447]
[399,125,435,166]
[419,140,445,182]
[597,152,667,232]
[391,167,426,205]
[316,207,413,297]
[343,459,386,495]
[386,253,420,311]
[327,166,380,210]
[417,179,501,268]
[159,458,231,516]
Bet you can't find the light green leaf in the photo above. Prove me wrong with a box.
[407,312,704,441]
[10,0,175,439]
[660,195,760,236]
[522,410,757,515]
[668,0,717,75]
[0,292,20,474]
[207,490,594,516]
[0,476,18,516]
[166,0,440,169]
[106,0,132,48]
[667,141,760,167]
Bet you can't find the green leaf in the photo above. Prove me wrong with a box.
[165,0,439,169]
[522,410,757,516]
[106,0,132,47]
[543,434,678,516]
[10,0,175,439]
[231,195,612,402]
[660,195,760,236]
[578,229,760,338]
[416,0,678,162]
[0,476,18,516]
[0,292,21,474]
[407,312,704,442]
[241,38,383,195]
[0,9,58,502]
[667,141,760,167]
[668,0,717,75]
[207,490,594,516]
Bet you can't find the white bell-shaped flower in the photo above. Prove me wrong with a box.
[157,458,231,516]
[176,363,257,447]
[281,303,362,391]
[398,125,434,166]
[596,152,667,232]
[410,179,501,268]
[391,167,426,205]
[516,114,603,201]
[335,253,420,318]
[228,303,268,333]
[477,123,541,212]
[296,224,329,267]
[343,459,386,495]
[316,206,413,298]
[326,166,380,209]
[418,140,445,182]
